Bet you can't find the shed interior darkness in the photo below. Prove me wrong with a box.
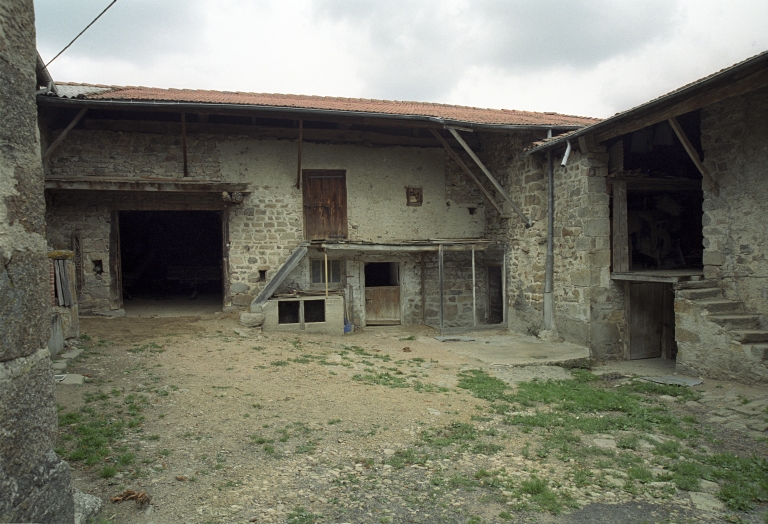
[119,210,222,300]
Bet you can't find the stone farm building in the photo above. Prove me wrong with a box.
[37,49,768,382]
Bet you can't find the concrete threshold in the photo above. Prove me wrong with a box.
[436,330,591,368]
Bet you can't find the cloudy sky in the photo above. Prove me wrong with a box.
[34,0,768,118]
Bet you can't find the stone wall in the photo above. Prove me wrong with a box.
[0,0,75,520]
[498,137,624,358]
[700,87,768,314]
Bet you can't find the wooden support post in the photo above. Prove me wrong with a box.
[42,107,87,161]
[324,250,329,298]
[438,244,444,333]
[612,180,629,272]
[447,127,532,226]
[429,129,504,215]
[668,117,719,195]
[471,247,476,327]
[222,206,231,308]
[296,120,303,189]
[420,252,426,325]
[108,209,123,311]
[181,113,188,177]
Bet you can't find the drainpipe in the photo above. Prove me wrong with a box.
[543,130,556,333]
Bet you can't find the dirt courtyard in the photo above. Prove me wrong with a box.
[55,314,768,524]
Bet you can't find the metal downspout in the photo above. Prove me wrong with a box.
[543,130,555,333]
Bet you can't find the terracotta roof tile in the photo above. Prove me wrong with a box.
[53,82,600,127]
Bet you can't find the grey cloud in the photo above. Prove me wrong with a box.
[34,0,206,65]
[313,0,681,103]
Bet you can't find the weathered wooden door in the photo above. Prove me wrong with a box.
[628,282,666,359]
[365,287,401,325]
[487,265,503,324]
[303,170,347,240]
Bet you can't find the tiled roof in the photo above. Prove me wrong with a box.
[50,83,600,128]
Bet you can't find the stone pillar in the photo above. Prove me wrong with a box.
[0,0,75,521]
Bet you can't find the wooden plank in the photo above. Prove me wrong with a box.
[44,177,249,193]
[629,282,665,359]
[420,252,426,325]
[606,177,701,191]
[439,244,444,333]
[252,243,309,308]
[364,287,401,325]
[429,129,504,215]
[108,210,123,310]
[54,260,65,306]
[221,206,231,308]
[303,170,347,240]
[447,127,532,226]
[623,281,631,360]
[595,67,768,143]
[181,113,188,177]
[57,260,73,306]
[668,117,719,195]
[471,247,476,327]
[296,120,303,189]
[611,270,704,283]
[42,107,87,161]
[612,180,629,272]
[81,118,472,148]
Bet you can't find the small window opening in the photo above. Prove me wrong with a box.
[311,259,341,284]
[406,187,423,206]
[468,207,477,215]
[92,260,103,275]
[304,299,326,323]
[278,301,300,324]
[258,270,267,282]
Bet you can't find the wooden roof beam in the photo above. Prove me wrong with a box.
[595,66,768,143]
[668,117,719,196]
[42,107,87,161]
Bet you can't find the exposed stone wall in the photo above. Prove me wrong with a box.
[700,87,768,314]
[0,0,75,520]
[48,129,222,179]
[496,138,624,358]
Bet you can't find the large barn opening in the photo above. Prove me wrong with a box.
[119,210,222,315]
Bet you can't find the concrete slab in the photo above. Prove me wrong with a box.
[59,348,83,360]
[438,331,590,368]
[640,375,702,386]
[52,360,68,371]
[57,374,84,385]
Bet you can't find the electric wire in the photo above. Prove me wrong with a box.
[45,0,118,67]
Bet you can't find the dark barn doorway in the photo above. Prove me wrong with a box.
[119,211,223,306]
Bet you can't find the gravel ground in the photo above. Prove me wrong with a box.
[55,313,768,524]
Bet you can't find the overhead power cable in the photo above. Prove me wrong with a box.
[45,0,118,67]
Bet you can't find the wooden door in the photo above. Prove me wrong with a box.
[303,170,347,240]
[628,282,665,359]
[109,210,123,310]
[365,287,401,325]
[487,265,503,324]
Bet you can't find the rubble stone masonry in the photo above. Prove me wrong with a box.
[701,87,768,314]
[0,0,75,520]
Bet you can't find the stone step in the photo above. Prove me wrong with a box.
[708,313,762,330]
[677,287,722,300]
[732,330,768,343]
[675,279,719,290]
[742,344,768,361]
[696,299,745,313]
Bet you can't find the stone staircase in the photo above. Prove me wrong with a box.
[674,279,768,383]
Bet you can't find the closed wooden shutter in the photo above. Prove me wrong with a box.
[303,170,347,240]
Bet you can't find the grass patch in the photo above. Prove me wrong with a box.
[353,373,408,388]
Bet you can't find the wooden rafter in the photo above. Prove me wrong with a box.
[447,127,532,227]
[429,129,504,215]
[42,108,87,161]
[667,117,719,196]
[596,67,768,143]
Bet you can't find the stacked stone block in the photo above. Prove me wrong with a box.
[0,0,75,520]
